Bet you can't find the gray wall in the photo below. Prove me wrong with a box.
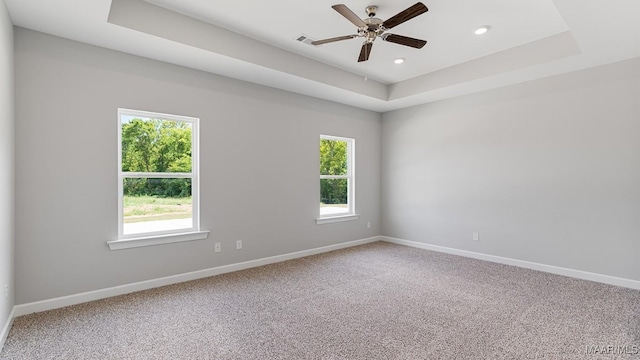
[382,58,640,281]
[0,0,14,333]
[14,28,381,304]
[11,24,640,306]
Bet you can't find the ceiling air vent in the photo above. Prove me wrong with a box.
[296,35,316,46]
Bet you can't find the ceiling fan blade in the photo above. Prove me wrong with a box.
[382,2,428,29]
[383,34,427,49]
[332,4,367,28]
[311,35,357,46]
[358,42,373,62]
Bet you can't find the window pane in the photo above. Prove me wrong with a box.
[121,116,192,173]
[123,178,192,235]
[320,139,348,176]
[320,178,348,216]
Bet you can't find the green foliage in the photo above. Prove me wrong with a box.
[122,118,192,173]
[320,179,348,205]
[121,118,192,197]
[320,139,348,205]
[123,178,191,198]
[320,139,347,176]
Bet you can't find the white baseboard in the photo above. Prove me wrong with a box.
[14,236,382,317]
[381,236,640,290]
[0,307,16,352]
[12,234,637,321]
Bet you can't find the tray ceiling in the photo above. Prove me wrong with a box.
[5,0,640,112]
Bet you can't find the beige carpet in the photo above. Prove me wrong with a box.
[1,242,639,359]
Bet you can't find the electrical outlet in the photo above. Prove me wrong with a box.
[236,240,242,250]
[473,232,479,241]
[214,243,221,253]
[367,221,371,229]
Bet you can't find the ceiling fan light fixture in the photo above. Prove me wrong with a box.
[474,25,491,35]
[394,57,405,64]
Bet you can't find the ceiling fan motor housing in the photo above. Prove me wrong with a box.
[363,17,383,31]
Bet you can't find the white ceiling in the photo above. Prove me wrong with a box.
[5,0,640,112]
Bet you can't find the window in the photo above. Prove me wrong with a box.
[110,109,207,249]
[318,135,358,224]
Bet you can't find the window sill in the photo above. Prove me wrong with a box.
[107,231,210,250]
[316,214,360,225]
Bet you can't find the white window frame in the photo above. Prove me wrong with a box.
[107,108,208,250]
[317,135,359,224]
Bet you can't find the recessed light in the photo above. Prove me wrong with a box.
[394,58,405,64]
[474,25,491,35]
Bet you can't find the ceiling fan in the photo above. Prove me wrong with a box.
[312,2,429,62]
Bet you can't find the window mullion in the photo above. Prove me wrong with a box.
[121,172,193,178]
[320,175,348,180]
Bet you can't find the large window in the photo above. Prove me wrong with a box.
[117,109,200,239]
[319,135,356,222]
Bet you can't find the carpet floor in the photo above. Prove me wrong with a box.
[1,242,639,359]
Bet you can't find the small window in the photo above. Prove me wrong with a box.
[118,109,199,238]
[319,135,355,218]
